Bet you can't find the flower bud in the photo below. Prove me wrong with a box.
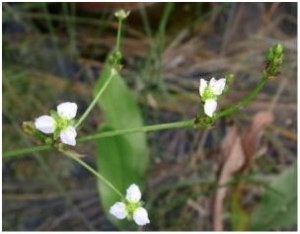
[225,73,234,84]
[114,10,130,20]
[22,121,36,135]
[266,48,274,62]
[45,137,54,145]
[273,43,283,56]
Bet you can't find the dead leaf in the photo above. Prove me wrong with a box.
[213,111,274,231]
[241,111,274,172]
[213,126,245,231]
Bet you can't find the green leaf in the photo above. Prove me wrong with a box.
[249,163,297,231]
[96,125,143,230]
[94,64,149,229]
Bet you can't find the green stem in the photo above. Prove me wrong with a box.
[115,18,122,54]
[3,119,194,158]
[75,13,125,129]
[75,70,115,128]
[215,75,268,119]
[61,149,124,199]
[3,73,271,159]
[3,145,51,158]
[79,119,193,142]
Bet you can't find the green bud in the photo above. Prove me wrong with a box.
[22,121,36,135]
[221,73,234,94]
[108,51,123,67]
[266,48,274,62]
[45,137,54,145]
[225,73,234,84]
[273,43,283,56]
[114,9,130,20]
[114,51,122,61]
[225,73,234,80]
[264,43,284,77]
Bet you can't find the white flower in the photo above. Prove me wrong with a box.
[34,102,78,146]
[133,207,150,226]
[35,115,56,134]
[199,78,226,117]
[60,126,77,146]
[57,102,77,120]
[109,202,128,219]
[109,184,150,226]
[126,184,142,203]
[204,99,217,118]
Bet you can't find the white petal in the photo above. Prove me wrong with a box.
[199,78,208,97]
[204,99,217,117]
[133,207,150,226]
[211,78,226,95]
[60,126,77,146]
[35,115,56,134]
[126,184,141,203]
[209,77,217,85]
[57,102,77,120]
[109,202,128,220]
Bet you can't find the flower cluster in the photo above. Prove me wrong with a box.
[34,102,78,146]
[265,43,284,77]
[199,78,226,117]
[110,184,150,226]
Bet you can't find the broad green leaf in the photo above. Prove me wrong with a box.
[96,125,144,230]
[94,64,149,229]
[249,163,297,231]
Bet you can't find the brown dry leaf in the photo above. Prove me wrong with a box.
[213,111,274,231]
[241,111,274,170]
[213,126,245,231]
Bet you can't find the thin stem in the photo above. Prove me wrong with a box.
[61,149,124,199]
[75,70,115,128]
[115,18,122,53]
[79,119,194,143]
[2,72,269,159]
[3,119,194,158]
[215,75,268,119]
[3,144,51,158]
[3,69,273,159]
[75,12,125,129]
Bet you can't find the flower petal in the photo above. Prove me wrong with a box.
[209,77,217,85]
[211,78,226,95]
[199,78,208,97]
[126,184,141,203]
[60,126,77,146]
[109,202,128,219]
[35,115,56,134]
[204,99,217,117]
[57,102,77,120]
[133,207,150,226]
